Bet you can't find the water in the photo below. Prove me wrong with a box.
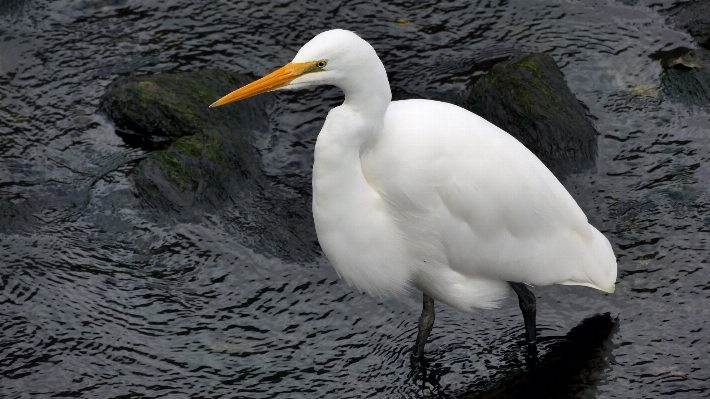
[2,0,710,397]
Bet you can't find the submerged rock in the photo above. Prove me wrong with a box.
[99,69,318,261]
[667,0,710,49]
[464,53,598,176]
[656,47,710,107]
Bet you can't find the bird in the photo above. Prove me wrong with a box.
[210,29,617,359]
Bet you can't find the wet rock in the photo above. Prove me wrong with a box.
[667,0,710,49]
[99,69,267,203]
[464,53,598,176]
[0,0,29,16]
[656,47,710,107]
[659,47,710,70]
[99,69,318,261]
[99,69,257,148]
[391,87,423,102]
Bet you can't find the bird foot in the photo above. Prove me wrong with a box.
[525,342,539,366]
[410,347,429,366]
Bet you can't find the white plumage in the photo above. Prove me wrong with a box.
[314,97,615,311]
[211,29,617,353]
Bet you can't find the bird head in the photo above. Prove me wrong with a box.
[210,29,380,108]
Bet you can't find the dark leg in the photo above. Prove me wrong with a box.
[414,293,435,358]
[509,282,537,355]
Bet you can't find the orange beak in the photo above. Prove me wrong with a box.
[210,61,320,108]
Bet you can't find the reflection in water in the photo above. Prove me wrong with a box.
[412,314,617,398]
[474,314,617,399]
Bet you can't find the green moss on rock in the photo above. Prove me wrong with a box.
[99,69,320,261]
[99,68,270,207]
[99,69,251,141]
[155,148,198,191]
[170,134,228,163]
[465,53,598,176]
[659,47,710,107]
[514,60,543,78]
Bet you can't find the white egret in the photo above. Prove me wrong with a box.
[210,29,617,358]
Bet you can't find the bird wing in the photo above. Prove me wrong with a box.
[364,99,613,289]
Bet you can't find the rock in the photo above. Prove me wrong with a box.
[99,69,267,205]
[667,0,710,49]
[662,48,710,70]
[99,69,318,261]
[99,69,259,148]
[391,87,423,102]
[0,0,28,16]
[464,53,598,176]
[656,47,710,107]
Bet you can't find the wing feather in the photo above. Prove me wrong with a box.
[364,99,615,290]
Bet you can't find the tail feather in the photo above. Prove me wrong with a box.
[559,226,617,293]
[560,280,615,293]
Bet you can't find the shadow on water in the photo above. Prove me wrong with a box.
[412,314,618,398]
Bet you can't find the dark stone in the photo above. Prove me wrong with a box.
[667,1,710,49]
[99,69,259,146]
[0,0,29,16]
[390,47,525,104]
[391,87,423,102]
[658,47,710,107]
[99,69,318,261]
[464,53,598,176]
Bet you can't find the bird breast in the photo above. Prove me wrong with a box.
[312,105,414,297]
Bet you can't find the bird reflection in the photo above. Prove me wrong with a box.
[411,313,618,398]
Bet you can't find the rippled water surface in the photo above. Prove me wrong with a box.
[2,0,710,397]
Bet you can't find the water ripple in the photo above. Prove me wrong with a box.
[2,0,710,397]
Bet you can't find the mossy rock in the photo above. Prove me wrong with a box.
[100,69,318,261]
[464,53,598,176]
[99,69,259,145]
[667,1,710,49]
[99,69,267,206]
[658,47,710,107]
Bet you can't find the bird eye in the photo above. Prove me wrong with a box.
[316,60,327,68]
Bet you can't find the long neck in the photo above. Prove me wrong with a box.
[313,56,391,201]
[338,56,392,131]
[311,63,409,297]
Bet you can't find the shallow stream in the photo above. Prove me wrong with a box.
[2,0,710,397]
